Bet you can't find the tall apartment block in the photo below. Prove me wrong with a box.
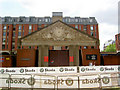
[0,12,99,53]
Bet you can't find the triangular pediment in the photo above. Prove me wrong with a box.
[20,20,99,46]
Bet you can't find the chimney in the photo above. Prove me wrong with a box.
[52,12,63,22]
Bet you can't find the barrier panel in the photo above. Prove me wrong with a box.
[6,74,32,88]
[0,66,120,89]
[0,67,77,75]
[0,74,10,88]
[79,66,119,74]
[38,67,77,74]
[33,75,56,88]
[57,76,78,88]
[79,74,100,88]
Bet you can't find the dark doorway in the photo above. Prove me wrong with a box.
[49,50,69,67]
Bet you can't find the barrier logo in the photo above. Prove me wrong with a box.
[0,69,4,74]
[100,67,104,71]
[81,68,85,72]
[118,67,120,71]
[40,68,44,72]
[102,76,110,84]
[20,69,24,73]
[27,77,35,86]
[59,68,64,72]
[66,78,73,86]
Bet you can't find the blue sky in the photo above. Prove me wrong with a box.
[0,0,119,51]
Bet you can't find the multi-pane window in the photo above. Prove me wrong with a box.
[2,38,6,42]
[3,32,6,36]
[12,45,15,49]
[3,25,7,30]
[17,46,21,49]
[8,26,9,30]
[29,25,32,30]
[91,32,94,36]
[83,25,87,30]
[13,32,15,37]
[38,25,41,29]
[119,36,120,40]
[29,31,31,34]
[79,25,81,30]
[95,33,97,38]
[116,36,117,40]
[7,31,9,36]
[23,26,24,36]
[2,45,5,49]
[95,26,96,31]
[23,26,24,30]
[84,46,87,49]
[45,18,48,22]
[18,32,21,36]
[29,25,32,34]
[75,25,78,29]
[13,25,16,31]
[19,25,22,30]
[90,25,93,30]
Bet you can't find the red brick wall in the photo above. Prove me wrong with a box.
[103,55,120,65]
[0,24,2,51]
[2,23,99,51]
[81,49,100,66]
[115,34,120,52]
[8,24,13,51]
[0,55,13,67]
[15,24,19,50]
[16,49,36,67]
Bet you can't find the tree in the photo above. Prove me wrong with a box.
[103,43,116,52]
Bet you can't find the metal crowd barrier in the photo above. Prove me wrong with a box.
[0,72,120,90]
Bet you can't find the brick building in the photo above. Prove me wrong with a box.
[1,12,99,53]
[115,33,120,53]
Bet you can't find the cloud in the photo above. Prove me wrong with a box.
[17,0,118,17]
[99,23,118,51]
[0,0,31,16]
[0,0,119,50]
[93,8,118,25]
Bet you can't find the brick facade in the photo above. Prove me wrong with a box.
[115,33,120,52]
[1,12,99,53]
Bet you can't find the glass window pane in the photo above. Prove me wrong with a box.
[13,32,15,37]
[2,45,5,49]
[79,25,81,30]
[19,25,22,30]
[3,25,7,30]
[18,32,21,36]
[90,25,93,30]
[91,32,94,36]
[75,25,78,29]
[84,46,87,49]
[3,32,6,36]
[29,25,32,30]
[95,26,96,31]
[2,38,6,42]
[83,25,87,30]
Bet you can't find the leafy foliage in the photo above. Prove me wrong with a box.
[103,43,116,52]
